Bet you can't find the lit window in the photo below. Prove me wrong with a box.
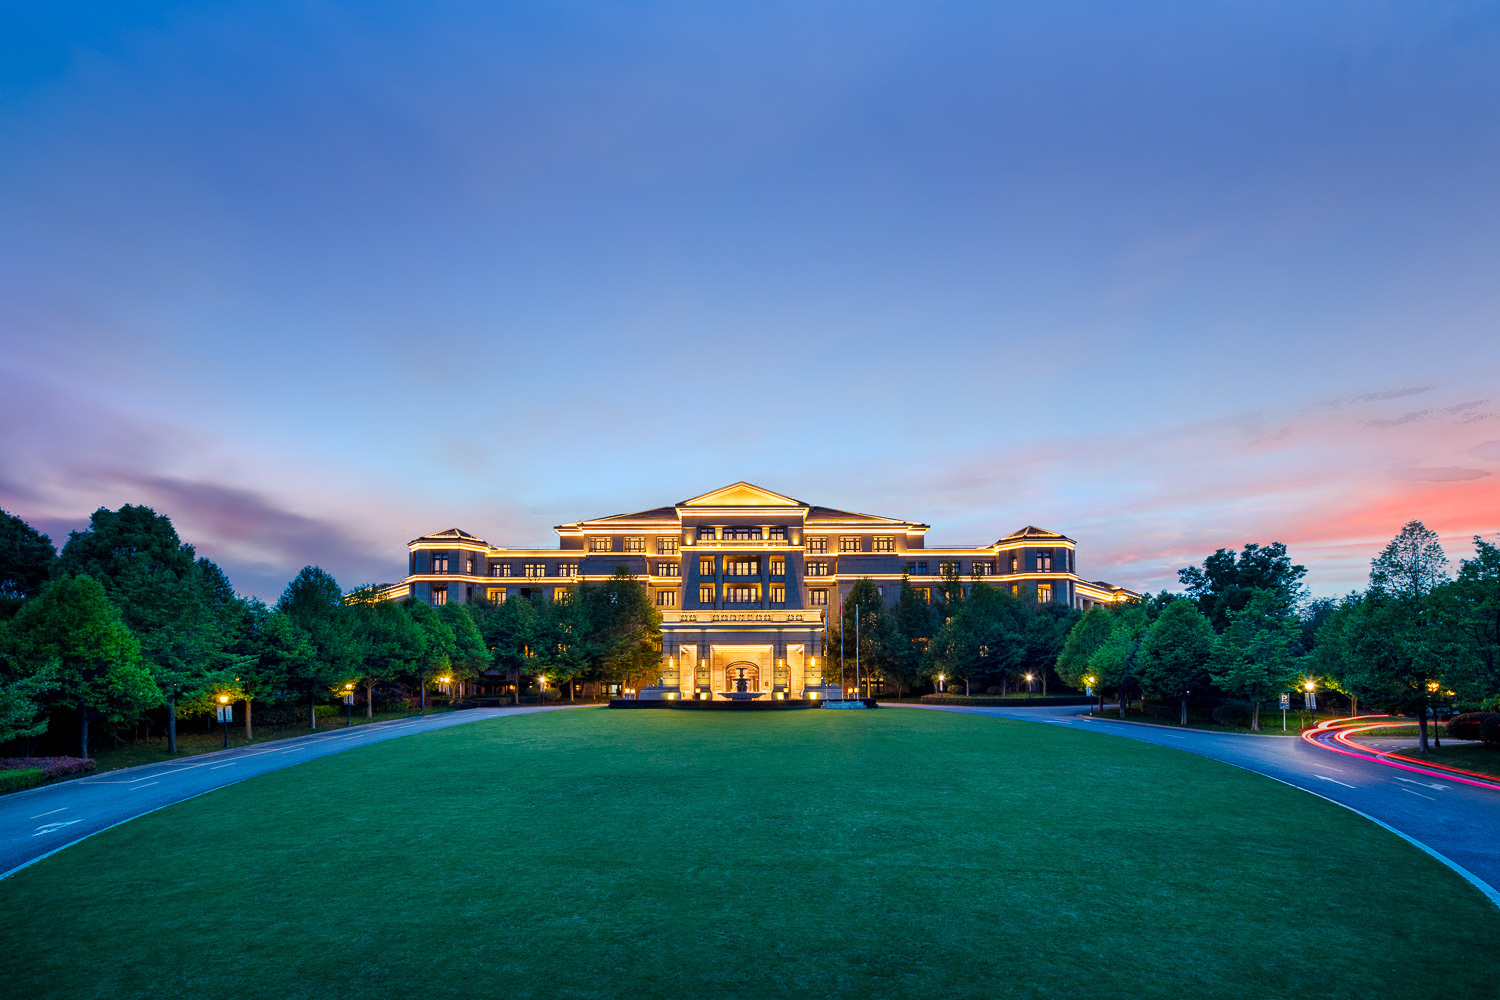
[725,558,760,576]
[1037,583,1053,603]
[656,562,680,577]
[939,561,957,575]
[873,537,894,552]
[431,586,447,606]
[725,585,759,603]
[699,584,716,603]
[656,590,677,607]
[809,589,829,606]
[697,526,717,539]
[1011,554,1019,573]
[466,556,475,575]
[590,537,613,552]
[558,564,577,578]
[658,536,679,555]
[770,558,785,576]
[726,526,762,540]
[624,537,645,553]
[699,557,716,577]
[432,554,450,573]
[839,537,860,553]
[1038,552,1053,571]
[553,587,571,602]
[914,587,931,603]
[973,561,992,576]
[524,563,544,578]
[807,561,830,576]
[771,584,786,603]
[486,588,504,604]
[806,537,828,554]
[769,526,786,540]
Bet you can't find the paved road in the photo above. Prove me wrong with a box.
[0,706,565,879]
[894,703,1500,904]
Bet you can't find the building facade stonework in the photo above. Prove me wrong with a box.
[390,483,1136,700]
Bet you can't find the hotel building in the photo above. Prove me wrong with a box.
[390,483,1136,699]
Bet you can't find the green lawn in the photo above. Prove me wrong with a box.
[1,708,1496,1000]
[1388,741,1500,779]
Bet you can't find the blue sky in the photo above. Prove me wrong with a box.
[2,1,1498,599]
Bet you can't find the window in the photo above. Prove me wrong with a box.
[724,585,759,603]
[656,562,680,577]
[699,584,716,603]
[769,558,785,576]
[1011,554,1019,573]
[657,536,679,555]
[656,590,677,607]
[590,537,613,552]
[558,564,577,578]
[1012,584,1020,596]
[524,563,544,578]
[490,563,505,577]
[466,556,475,575]
[938,561,957,575]
[769,526,786,540]
[431,586,447,606]
[873,537,894,552]
[914,587,931,603]
[809,589,829,606]
[553,587,571,602]
[1037,551,1053,572]
[839,536,861,553]
[807,561,830,576]
[724,526,762,540]
[432,554,450,573]
[1037,583,1053,603]
[806,537,828,554]
[699,557,716,577]
[486,587,504,604]
[973,561,992,576]
[770,584,786,603]
[697,526,718,539]
[905,561,928,575]
[624,537,645,553]
[725,558,760,576]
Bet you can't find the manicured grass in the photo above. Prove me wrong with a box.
[1,709,1496,1000]
[1388,741,1500,779]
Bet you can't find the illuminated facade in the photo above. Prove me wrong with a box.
[391,482,1136,699]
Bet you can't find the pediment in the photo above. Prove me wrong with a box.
[678,482,804,508]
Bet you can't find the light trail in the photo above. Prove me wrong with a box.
[1301,717,1500,791]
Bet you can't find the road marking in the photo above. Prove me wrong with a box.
[29,808,66,819]
[1394,776,1448,791]
[1313,774,1356,788]
[127,773,159,783]
[32,820,81,837]
[210,762,236,769]
[130,782,159,790]
[1400,787,1437,801]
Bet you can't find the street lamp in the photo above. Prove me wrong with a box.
[342,682,355,727]
[937,673,945,693]
[217,694,231,748]
[1025,672,1035,693]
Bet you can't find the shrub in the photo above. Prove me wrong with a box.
[540,689,561,702]
[0,757,96,780]
[1212,703,1253,726]
[0,769,44,794]
[1448,712,1499,741]
[918,694,1092,707]
[1481,715,1500,748]
[985,686,1005,695]
[313,705,339,719]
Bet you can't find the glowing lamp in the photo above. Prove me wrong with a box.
[218,694,229,705]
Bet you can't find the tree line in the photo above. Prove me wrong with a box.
[0,505,660,758]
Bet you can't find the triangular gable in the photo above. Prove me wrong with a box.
[678,482,804,507]
[997,525,1072,542]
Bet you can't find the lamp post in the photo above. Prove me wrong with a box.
[1025,673,1035,694]
[936,673,945,694]
[343,682,355,727]
[217,694,231,748]
[1427,680,1441,747]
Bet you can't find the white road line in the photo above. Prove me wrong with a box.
[1400,787,1437,801]
[1395,776,1448,791]
[29,808,66,820]
[209,762,236,769]
[32,820,81,837]
[126,774,159,783]
[130,782,159,790]
[1313,774,1356,788]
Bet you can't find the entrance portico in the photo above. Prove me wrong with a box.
[656,610,826,700]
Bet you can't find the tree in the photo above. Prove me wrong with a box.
[1020,601,1081,695]
[1210,590,1302,730]
[1137,599,1215,725]
[1179,542,1307,632]
[0,575,160,757]
[579,568,663,695]
[1370,521,1450,601]
[480,595,541,705]
[57,506,234,753]
[251,608,315,734]
[438,602,488,698]
[0,508,56,620]
[1436,537,1500,707]
[1056,607,1115,708]
[403,599,455,713]
[278,566,355,727]
[882,577,937,699]
[841,579,886,697]
[346,587,423,717]
[1086,605,1149,717]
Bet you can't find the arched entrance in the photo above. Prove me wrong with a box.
[724,661,761,693]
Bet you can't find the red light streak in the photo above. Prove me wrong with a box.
[1301,717,1500,791]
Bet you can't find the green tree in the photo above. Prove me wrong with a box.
[0,508,57,620]
[57,505,236,753]
[1179,542,1307,632]
[0,575,160,757]
[882,576,937,699]
[1056,607,1116,708]
[346,587,423,716]
[1210,590,1302,730]
[1020,601,1081,695]
[841,579,885,697]
[480,595,541,705]
[1436,536,1500,706]
[403,599,456,713]
[581,568,663,695]
[439,602,488,698]
[278,566,355,727]
[1137,599,1215,725]
[1086,604,1149,717]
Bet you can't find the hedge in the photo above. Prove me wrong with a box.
[0,769,44,794]
[0,756,96,780]
[917,694,1093,707]
[1447,712,1498,741]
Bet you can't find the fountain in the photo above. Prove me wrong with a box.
[719,665,766,702]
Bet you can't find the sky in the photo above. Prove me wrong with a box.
[2,1,1498,601]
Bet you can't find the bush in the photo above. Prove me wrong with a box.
[1481,715,1500,748]
[1212,703,1253,726]
[985,686,1005,695]
[313,705,339,719]
[0,769,44,794]
[0,756,96,780]
[539,689,561,702]
[918,694,1092,707]
[1448,712,1499,741]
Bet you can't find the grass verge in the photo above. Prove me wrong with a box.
[1,708,1496,1000]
